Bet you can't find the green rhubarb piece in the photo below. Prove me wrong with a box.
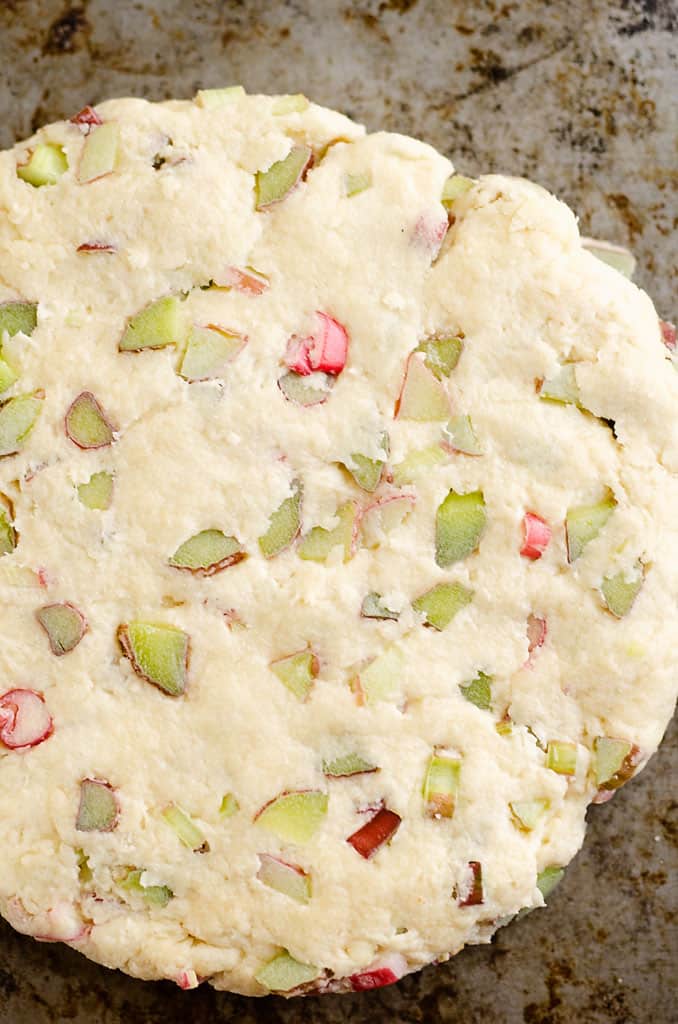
[78,122,119,183]
[76,848,93,885]
[65,391,115,448]
[0,357,18,394]
[352,644,404,704]
[422,752,461,818]
[196,86,246,107]
[592,736,635,789]
[537,865,565,900]
[345,170,372,196]
[0,301,38,338]
[601,562,644,618]
[77,471,113,510]
[343,436,389,492]
[119,296,185,352]
[0,506,17,557]
[178,325,243,381]
[120,869,173,907]
[255,791,328,844]
[258,480,302,557]
[435,489,487,567]
[270,649,318,701]
[417,336,463,380]
[322,753,378,777]
[36,603,86,655]
[546,741,578,776]
[566,493,616,562]
[219,793,239,818]
[162,803,209,852]
[17,143,68,187]
[361,592,400,621]
[169,529,245,575]
[396,354,450,420]
[391,444,447,486]
[257,855,311,903]
[441,174,474,208]
[298,502,356,563]
[255,145,312,209]
[76,779,118,832]
[272,94,310,114]
[413,581,473,631]
[509,798,550,831]
[459,671,492,711]
[539,364,581,406]
[0,392,43,457]
[582,238,636,279]
[255,950,319,992]
[278,370,331,405]
[360,495,414,548]
[442,415,482,455]
[118,621,189,696]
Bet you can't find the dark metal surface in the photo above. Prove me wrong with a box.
[0,1,676,1021]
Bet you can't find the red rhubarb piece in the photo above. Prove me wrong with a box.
[346,805,401,859]
[0,689,53,750]
[521,512,552,560]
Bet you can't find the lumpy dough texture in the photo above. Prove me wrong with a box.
[0,91,675,997]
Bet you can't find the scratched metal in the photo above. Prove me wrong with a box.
[0,1,675,1022]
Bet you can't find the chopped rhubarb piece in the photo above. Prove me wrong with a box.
[322,753,378,777]
[258,479,302,557]
[76,240,117,253]
[36,602,87,655]
[422,752,461,818]
[0,497,17,557]
[413,581,473,631]
[76,778,118,832]
[118,621,189,697]
[441,174,474,208]
[77,471,113,510]
[391,444,448,485]
[65,391,115,449]
[342,433,389,493]
[601,561,644,618]
[257,854,311,903]
[0,301,38,338]
[592,736,640,790]
[255,950,319,992]
[350,644,404,704]
[458,861,484,907]
[546,741,577,776]
[346,805,401,859]
[360,592,400,621]
[660,319,676,350]
[395,352,450,420]
[298,501,358,563]
[521,512,552,559]
[162,803,209,852]
[272,94,310,115]
[278,370,332,405]
[270,649,318,701]
[218,265,269,295]
[168,530,245,575]
[76,847,92,884]
[509,798,549,832]
[0,689,53,749]
[349,954,408,991]
[178,324,245,381]
[0,357,17,395]
[412,212,449,259]
[77,122,119,183]
[582,237,636,279]
[417,336,464,380]
[120,869,173,907]
[566,492,616,562]
[119,296,185,352]
[0,392,43,457]
[255,145,313,209]
[537,865,565,900]
[345,170,372,196]
[17,143,68,187]
[284,335,313,375]
[219,792,239,818]
[442,414,482,455]
[526,614,547,655]
[195,86,246,107]
[360,493,414,550]
[254,790,328,844]
[175,970,199,991]
[435,488,486,567]
[303,312,349,375]
[538,363,581,406]
[70,106,103,127]
[459,671,492,710]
